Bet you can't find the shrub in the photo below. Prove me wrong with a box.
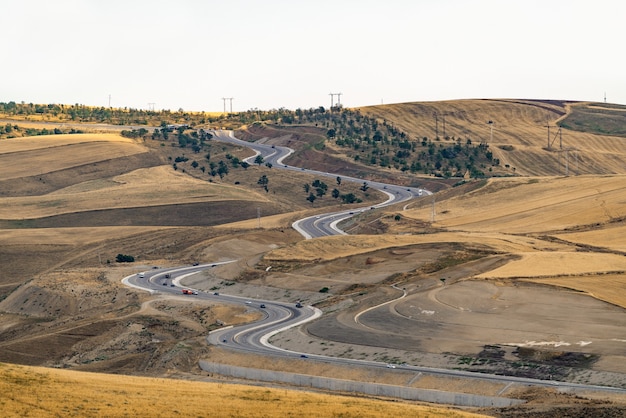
[115,254,135,263]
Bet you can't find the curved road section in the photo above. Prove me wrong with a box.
[210,130,428,238]
[122,130,626,400]
[123,265,626,399]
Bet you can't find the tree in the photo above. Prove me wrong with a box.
[240,161,250,170]
[257,174,269,187]
[303,183,310,193]
[307,193,316,204]
[254,155,264,165]
[265,162,273,169]
[336,176,341,185]
[217,160,229,178]
[360,182,369,192]
[115,253,135,263]
[341,193,357,204]
[331,188,340,198]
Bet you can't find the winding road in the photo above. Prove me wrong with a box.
[123,130,626,400]
[210,130,427,238]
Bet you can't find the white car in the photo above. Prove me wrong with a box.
[386,364,396,369]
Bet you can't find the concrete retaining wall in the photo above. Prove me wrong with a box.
[199,361,524,407]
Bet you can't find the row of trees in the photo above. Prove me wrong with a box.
[0,123,83,139]
[224,106,498,178]
[2,100,500,178]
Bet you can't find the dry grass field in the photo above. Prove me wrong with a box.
[0,362,486,418]
[2,100,626,416]
[358,99,626,176]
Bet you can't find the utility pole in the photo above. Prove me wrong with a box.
[442,114,446,139]
[329,93,342,110]
[431,195,436,223]
[434,112,438,139]
[222,97,233,114]
[487,120,494,143]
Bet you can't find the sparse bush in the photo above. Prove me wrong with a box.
[115,254,135,263]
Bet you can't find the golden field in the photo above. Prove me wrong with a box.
[0,363,485,418]
[358,100,626,176]
[2,99,626,416]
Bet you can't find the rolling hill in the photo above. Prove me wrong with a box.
[1,99,626,416]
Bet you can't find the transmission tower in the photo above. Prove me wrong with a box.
[222,97,234,114]
[329,93,342,110]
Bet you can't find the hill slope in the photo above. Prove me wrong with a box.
[357,99,626,176]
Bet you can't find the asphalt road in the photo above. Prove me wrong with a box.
[210,130,429,238]
[117,128,626,397]
[123,266,626,397]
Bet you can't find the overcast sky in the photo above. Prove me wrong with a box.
[2,0,624,111]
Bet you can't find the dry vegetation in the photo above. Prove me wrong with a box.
[358,99,626,176]
[2,99,626,416]
[0,363,487,417]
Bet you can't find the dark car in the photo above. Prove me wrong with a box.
[165,274,170,279]
[260,304,266,308]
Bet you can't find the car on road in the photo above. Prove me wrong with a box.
[213,292,219,296]
[295,302,303,308]
[137,273,144,278]
[165,274,170,279]
[192,262,199,266]
[386,364,396,369]
[245,301,252,305]
[260,304,266,308]
[170,283,175,287]
[300,354,308,358]
[162,282,167,286]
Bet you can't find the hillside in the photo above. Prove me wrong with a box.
[2,100,626,416]
[357,99,626,176]
[0,362,483,417]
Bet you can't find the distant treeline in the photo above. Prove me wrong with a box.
[1,123,83,139]
[1,101,500,178]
